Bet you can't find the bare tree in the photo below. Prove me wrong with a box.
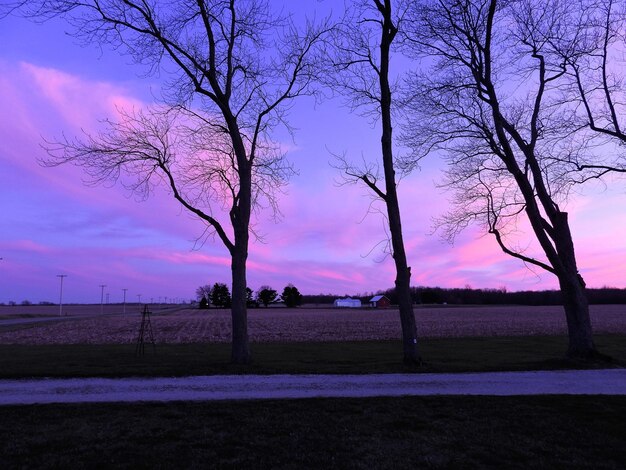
[401,0,607,359]
[544,0,626,176]
[9,0,328,364]
[196,284,213,302]
[329,0,420,364]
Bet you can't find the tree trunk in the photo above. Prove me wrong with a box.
[559,274,595,358]
[552,214,596,358]
[394,256,420,364]
[222,107,253,364]
[378,0,420,365]
[230,242,250,364]
[229,132,252,364]
[551,212,597,358]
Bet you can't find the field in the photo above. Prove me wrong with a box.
[1,304,625,468]
[0,304,625,344]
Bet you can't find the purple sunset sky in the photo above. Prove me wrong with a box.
[1,2,626,304]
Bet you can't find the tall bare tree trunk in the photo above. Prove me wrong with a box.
[230,141,252,364]
[524,204,597,358]
[552,215,596,358]
[393,239,420,364]
[378,0,420,365]
[383,119,420,364]
[230,246,250,364]
[519,188,597,358]
[559,275,595,358]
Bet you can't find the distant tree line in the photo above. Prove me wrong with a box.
[302,294,352,305]
[301,287,626,306]
[196,283,302,309]
[0,300,47,306]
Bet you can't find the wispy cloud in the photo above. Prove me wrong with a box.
[2,57,626,303]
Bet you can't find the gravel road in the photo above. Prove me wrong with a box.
[1,369,624,405]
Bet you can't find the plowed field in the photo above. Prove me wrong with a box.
[0,305,624,344]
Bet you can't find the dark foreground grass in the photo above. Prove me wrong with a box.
[0,334,624,378]
[1,396,625,468]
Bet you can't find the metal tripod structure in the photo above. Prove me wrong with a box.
[135,304,155,356]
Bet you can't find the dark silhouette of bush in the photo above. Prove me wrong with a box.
[257,286,278,307]
[282,284,303,308]
[210,283,231,308]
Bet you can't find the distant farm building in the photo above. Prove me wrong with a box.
[369,295,391,308]
[333,297,362,308]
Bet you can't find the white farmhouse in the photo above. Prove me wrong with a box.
[333,297,362,308]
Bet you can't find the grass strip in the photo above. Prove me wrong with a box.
[0,334,624,378]
[1,395,625,468]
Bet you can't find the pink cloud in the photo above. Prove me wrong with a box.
[150,250,231,268]
[309,268,366,284]
[22,62,143,131]
[3,53,626,304]
[1,239,53,254]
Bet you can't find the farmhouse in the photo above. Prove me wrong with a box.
[369,295,391,308]
[333,297,362,308]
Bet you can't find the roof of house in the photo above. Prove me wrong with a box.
[370,295,388,302]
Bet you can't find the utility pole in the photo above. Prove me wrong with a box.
[122,288,128,314]
[99,284,106,315]
[137,293,142,305]
[57,274,67,316]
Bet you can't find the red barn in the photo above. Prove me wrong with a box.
[369,295,391,308]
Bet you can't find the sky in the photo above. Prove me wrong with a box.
[2,2,626,304]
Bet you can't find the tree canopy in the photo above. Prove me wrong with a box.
[257,286,278,307]
[210,283,231,308]
[281,284,303,308]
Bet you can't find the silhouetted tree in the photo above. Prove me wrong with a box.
[329,0,420,365]
[401,0,600,359]
[196,285,212,303]
[199,297,209,310]
[8,0,329,364]
[257,286,278,307]
[281,284,303,308]
[210,283,231,308]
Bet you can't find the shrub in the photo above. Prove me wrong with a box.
[282,284,303,308]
